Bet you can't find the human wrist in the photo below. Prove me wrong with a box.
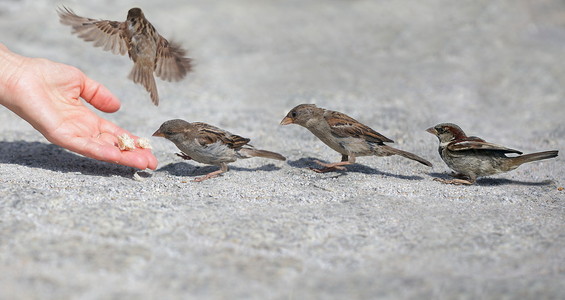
[0,44,27,108]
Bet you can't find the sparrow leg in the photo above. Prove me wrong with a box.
[311,155,355,173]
[176,152,192,160]
[192,163,228,182]
[433,174,476,185]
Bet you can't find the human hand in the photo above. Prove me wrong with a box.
[0,44,157,170]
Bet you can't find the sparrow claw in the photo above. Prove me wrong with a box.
[192,174,218,182]
[309,167,330,173]
[433,177,474,185]
[309,159,348,172]
[313,160,334,168]
[192,169,225,182]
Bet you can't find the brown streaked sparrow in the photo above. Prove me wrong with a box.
[153,119,286,182]
[280,104,432,173]
[426,123,559,185]
[58,6,192,106]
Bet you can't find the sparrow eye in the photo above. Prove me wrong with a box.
[291,111,297,118]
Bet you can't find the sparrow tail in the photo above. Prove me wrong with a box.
[382,145,432,167]
[239,148,286,161]
[511,150,558,165]
[129,63,159,106]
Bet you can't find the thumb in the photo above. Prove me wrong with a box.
[80,76,121,113]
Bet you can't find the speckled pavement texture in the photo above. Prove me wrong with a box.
[1,0,564,299]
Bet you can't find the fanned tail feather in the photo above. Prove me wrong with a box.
[129,63,159,105]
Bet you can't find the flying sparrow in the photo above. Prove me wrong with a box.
[153,119,286,182]
[58,6,192,106]
[280,104,432,173]
[426,123,559,185]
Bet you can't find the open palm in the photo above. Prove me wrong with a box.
[5,57,157,170]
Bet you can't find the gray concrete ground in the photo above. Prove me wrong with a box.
[1,0,564,299]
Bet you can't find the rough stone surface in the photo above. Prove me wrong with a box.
[1,0,564,299]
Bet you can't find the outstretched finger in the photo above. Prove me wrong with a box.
[81,76,121,113]
[117,148,158,170]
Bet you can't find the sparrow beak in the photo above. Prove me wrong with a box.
[425,127,438,135]
[152,129,164,137]
[280,116,294,125]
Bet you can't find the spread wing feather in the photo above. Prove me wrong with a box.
[58,6,129,56]
[155,36,192,81]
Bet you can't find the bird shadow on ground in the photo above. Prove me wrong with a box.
[0,141,137,177]
[158,161,281,177]
[429,172,554,186]
[287,157,425,181]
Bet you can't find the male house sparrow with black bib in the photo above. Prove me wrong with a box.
[427,123,558,185]
[280,104,432,173]
[58,6,192,106]
[153,119,286,182]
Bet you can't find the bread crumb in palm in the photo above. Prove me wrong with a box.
[117,133,136,151]
[137,137,152,149]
